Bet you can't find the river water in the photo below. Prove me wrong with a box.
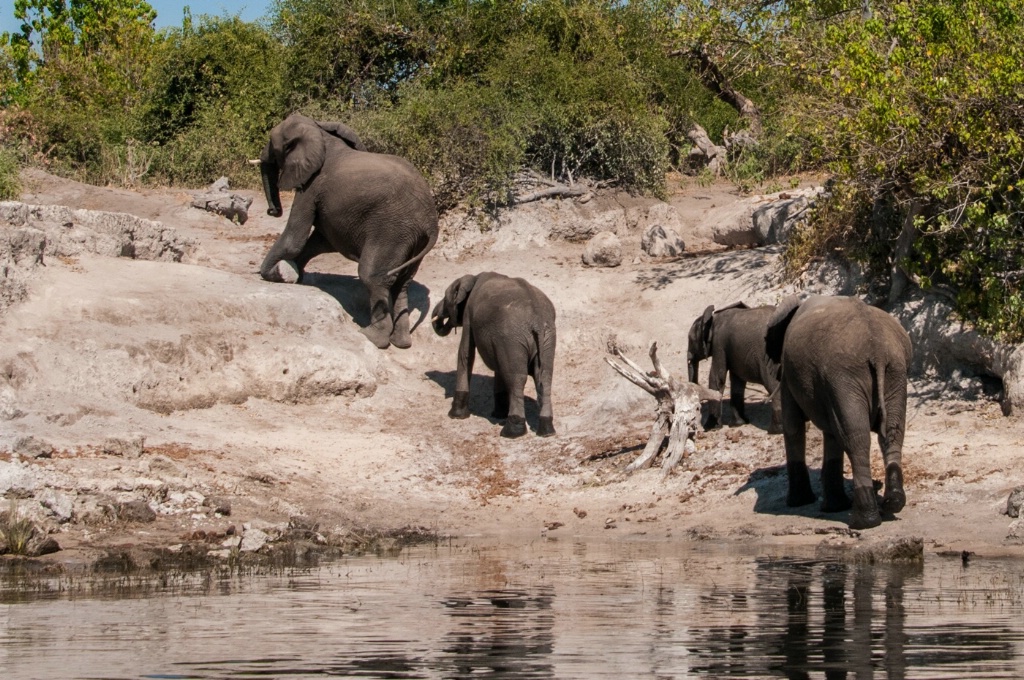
[1,539,1023,679]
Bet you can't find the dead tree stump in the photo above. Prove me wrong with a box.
[605,342,717,475]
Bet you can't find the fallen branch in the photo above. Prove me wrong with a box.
[516,184,587,204]
[605,342,717,475]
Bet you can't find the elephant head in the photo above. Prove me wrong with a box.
[686,301,748,382]
[260,113,367,218]
[687,304,716,382]
[431,275,477,337]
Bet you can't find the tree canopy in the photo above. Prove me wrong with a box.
[1,0,1023,339]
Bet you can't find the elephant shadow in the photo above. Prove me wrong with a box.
[425,370,542,430]
[735,466,869,524]
[301,273,431,333]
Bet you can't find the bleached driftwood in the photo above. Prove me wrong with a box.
[605,342,717,475]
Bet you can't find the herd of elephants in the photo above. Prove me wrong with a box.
[256,113,913,531]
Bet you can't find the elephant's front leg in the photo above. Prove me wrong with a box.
[358,260,396,349]
[499,371,528,439]
[449,332,476,419]
[729,374,749,425]
[704,359,727,430]
[260,197,315,283]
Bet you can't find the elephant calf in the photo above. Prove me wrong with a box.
[432,272,556,438]
[687,302,781,433]
[765,294,913,530]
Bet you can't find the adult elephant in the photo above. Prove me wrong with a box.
[432,272,556,438]
[259,113,439,350]
[687,301,781,433]
[765,295,913,529]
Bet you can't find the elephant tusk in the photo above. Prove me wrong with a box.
[431,315,440,322]
[248,159,261,165]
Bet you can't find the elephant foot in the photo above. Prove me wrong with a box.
[448,391,471,419]
[500,416,527,438]
[537,417,556,437]
[849,486,882,529]
[263,260,301,284]
[390,319,412,349]
[361,324,392,350]
[703,415,722,431]
[881,464,906,514]
[786,461,816,507]
[767,418,783,435]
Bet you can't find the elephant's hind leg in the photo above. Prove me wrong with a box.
[782,388,816,507]
[819,433,852,513]
[492,373,510,419]
[729,374,749,425]
[499,371,528,439]
[357,259,396,349]
[534,370,556,437]
[845,427,881,530]
[389,274,415,349]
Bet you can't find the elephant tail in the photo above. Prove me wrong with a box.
[384,226,439,278]
[872,357,888,440]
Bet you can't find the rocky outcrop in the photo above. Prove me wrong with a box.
[189,177,253,224]
[1,202,198,316]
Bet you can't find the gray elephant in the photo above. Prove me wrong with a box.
[687,301,781,433]
[765,295,913,529]
[259,113,439,350]
[432,272,556,438]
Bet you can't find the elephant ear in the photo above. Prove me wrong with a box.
[278,117,326,191]
[765,295,803,363]
[699,304,715,352]
[316,121,367,151]
[444,275,478,327]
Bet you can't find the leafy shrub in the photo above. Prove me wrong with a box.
[0,146,21,200]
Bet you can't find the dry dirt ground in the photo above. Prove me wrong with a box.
[2,168,1022,566]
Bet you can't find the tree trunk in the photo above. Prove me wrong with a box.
[683,44,763,139]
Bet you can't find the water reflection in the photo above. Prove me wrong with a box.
[1,542,1022,679]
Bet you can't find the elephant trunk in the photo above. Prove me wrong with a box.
[431,301,453,336]
[687,357,699,384]
[261,159,284,218]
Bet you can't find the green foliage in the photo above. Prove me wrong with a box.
[796,0,1024,340]
[142,16,287,187]
[0,146,22,200]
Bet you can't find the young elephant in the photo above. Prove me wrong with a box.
[765,295,913,530]
[432,273,556,438]
[687,302,781,433]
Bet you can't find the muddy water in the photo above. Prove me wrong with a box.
[2,540,1023,679]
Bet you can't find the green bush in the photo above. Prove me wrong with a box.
[794,0,1024,340]
[0,147,21,200]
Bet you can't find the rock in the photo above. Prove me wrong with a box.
[203,495,232,516]
[239,527,270,552]
[1002,346,1024,416]
[27,534,61,557]
[752,195,813,245]
[0,460,42,495]
[13,436,53,459]
[37,489,74,523]
[289,515,319,533]
[816,535,924,564]
[640,224,686,258]
[189,177,253,224]
[103,435,146,459]
[1005,486,1024,518]
[582,231,622,268]
[0,386,22,420]
[266,259,301,284]
[117,500,156,523]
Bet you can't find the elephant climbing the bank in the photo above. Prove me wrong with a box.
[687,301,781,433]
[765,294,913,530]
[432,272,557,438]
[259,113,439,350]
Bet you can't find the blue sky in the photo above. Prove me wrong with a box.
[1,1,274,35]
